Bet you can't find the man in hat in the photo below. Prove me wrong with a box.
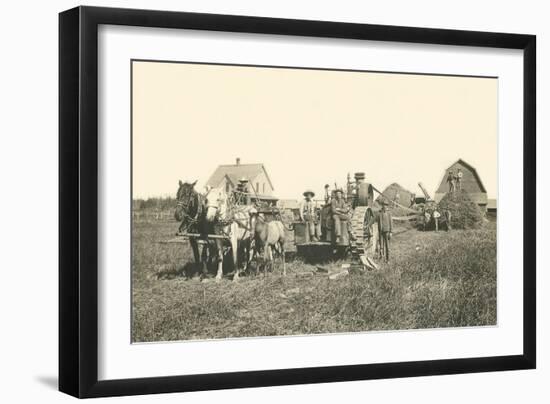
[236,177,250,204]
[377,200,393,262]
[455,168,463,191]
[299,190,319,242]
[447,170,455,193]
[331,188,349,243]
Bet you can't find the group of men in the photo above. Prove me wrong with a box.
[446,168,463,193]
[299,188,351,244]
[423,206,452,232]
[299,188,393,262]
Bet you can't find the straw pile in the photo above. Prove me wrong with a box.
[438,190,485,230]
[375,183,416,216]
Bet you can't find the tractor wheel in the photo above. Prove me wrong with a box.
[349,206,375,258]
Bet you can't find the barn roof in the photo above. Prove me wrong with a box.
[450,159,486,193]
[206,163,274,190]
[435,158,487,197]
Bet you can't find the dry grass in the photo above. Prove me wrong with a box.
[132,220,496,342]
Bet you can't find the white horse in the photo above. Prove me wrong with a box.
[204,188,255,281]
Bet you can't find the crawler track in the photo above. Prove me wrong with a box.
[349,206,375,258]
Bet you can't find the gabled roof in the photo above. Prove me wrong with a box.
[435,158,487,195]
[205,163,274,190]
[449,159,487,193]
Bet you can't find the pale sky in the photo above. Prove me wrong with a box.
[132,61,497,200]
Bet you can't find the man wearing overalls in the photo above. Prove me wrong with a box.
[299,190,318,242]
[378,200,393,262]
[331,189,349,244]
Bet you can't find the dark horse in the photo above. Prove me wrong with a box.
[174,180,213,278]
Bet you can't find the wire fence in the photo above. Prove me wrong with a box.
[132,209,174,222]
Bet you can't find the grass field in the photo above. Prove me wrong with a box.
[132,219,496,342]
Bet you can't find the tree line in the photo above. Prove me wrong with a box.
[133,197,176,211]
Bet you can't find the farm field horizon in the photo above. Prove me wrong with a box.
[132,218,497,343]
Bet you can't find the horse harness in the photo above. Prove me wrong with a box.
[209,195,255,242]
[176,191,204,232]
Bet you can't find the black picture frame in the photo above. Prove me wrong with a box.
[59,5,536,398]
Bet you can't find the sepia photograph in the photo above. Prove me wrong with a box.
[131,59,498,343]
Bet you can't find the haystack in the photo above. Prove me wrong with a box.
[375,183,416,216]
[438,189,484,229]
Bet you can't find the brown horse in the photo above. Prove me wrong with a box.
[250,213,286,276]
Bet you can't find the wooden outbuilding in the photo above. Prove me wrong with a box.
[487,198,497,219]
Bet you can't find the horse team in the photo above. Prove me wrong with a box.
[174,180,285,281]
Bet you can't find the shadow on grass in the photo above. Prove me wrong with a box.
[155,262,196,280]
[155,261,238,280]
